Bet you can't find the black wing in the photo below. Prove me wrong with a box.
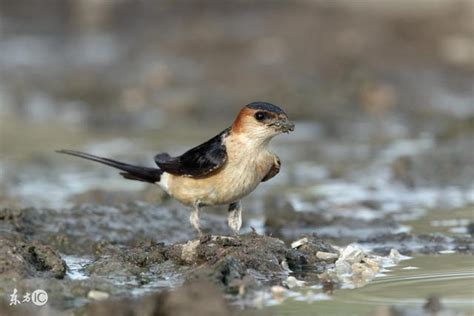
[154,128,230,177]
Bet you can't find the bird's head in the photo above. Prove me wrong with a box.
[232,102,295,145]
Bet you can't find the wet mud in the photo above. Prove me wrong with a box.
[2,201,471,315]
[0,204,335,314]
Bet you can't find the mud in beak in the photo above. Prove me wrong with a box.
[269,119,295,133]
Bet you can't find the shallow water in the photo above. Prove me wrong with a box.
[269,254,474,315]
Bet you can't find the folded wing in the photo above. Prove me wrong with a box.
[155,128,230,177]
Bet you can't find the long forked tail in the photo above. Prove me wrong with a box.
[56,150,163,183]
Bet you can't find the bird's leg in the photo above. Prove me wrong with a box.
[190,201,202,237]
[228,201,242,235]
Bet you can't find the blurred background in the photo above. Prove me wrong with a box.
[1,0,473,207]
[0,1,473,314]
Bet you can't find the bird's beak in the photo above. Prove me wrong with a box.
[270,118,295,133]
[282,119,295,133]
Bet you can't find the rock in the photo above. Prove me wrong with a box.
[291,237,308,248]
[335,260,351,275]
[181,240,200,264]
[0,237,31,278]
[27,242,67,279]
[316,251,338,260]
[283,276,305,289]
[0,236,66,279]
[293,236,338,266]
[339,245,364,264]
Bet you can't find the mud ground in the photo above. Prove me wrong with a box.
[1,200,473,315]
[0,204,339,315]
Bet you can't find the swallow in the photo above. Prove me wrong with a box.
[57,101,294,236]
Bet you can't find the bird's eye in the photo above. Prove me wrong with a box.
[254,112,266,121]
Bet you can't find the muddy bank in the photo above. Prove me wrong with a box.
[0,202,228,255]
[1,200,472,315]
[2,203,408,314]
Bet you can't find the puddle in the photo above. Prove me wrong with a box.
[267,254,474,315]
[63,255,92,280]
[129,268,184,297]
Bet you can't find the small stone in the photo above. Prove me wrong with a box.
[316,251,338,260]
[339,245,364,264]
[331,245,343,255]
[291,237,308,249]
[335,259,351,275]
[281,259,290,270]
[181,240,200,264]
[284,276,305,289]
[87,290,109,301]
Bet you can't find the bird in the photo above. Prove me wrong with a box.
[57,101,294,236]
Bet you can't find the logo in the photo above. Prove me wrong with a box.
[8,288,48,307]
[31,290,48,306]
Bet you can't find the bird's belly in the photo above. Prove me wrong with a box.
[166,165,266,206]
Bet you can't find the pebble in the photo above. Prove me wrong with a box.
[291,237,308,249]
[339,245,364,264]
[283,276,305,289]
[316,251,338,260]
[181,240,200,263]
[335,259,351,275]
